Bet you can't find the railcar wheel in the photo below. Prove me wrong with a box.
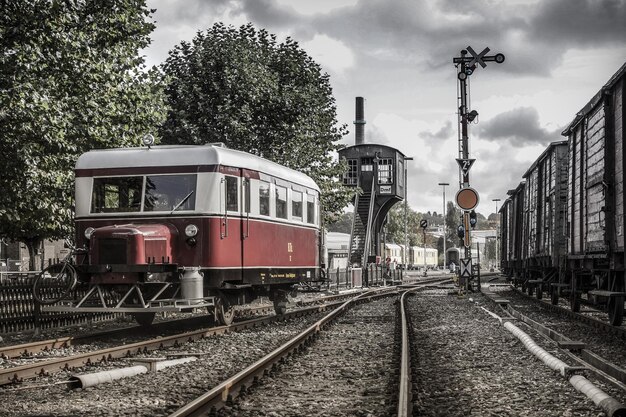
[550,288,559,305]
[527,284,534,297]
[215,298,235,326]
[536,285,543,300]
[608,296,624,327]
[133,312,156,327]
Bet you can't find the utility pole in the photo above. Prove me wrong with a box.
[493,198,501,269]
[438,182,449,268]
[404,157,414,271]
[453,46,505,289]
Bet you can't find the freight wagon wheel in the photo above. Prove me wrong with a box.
[273,299,287,315]
[33,262,77,305]
[215,298,235,326]
[132,312,156,327]
[536,285,543,300]
[550,288,559,305]
[608,296,624,327]
[527,284,534,297]
[570,293,581,313]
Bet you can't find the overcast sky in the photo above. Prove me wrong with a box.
[141,0,626,216]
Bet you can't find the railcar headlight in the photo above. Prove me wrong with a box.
[185,224,198,237]
[84,227,95,240]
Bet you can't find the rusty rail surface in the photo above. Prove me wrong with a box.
[0,300,357,386]
[170,279,451,417]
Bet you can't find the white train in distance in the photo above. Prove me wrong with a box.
[385,244,438,270]
[324,232,439,270]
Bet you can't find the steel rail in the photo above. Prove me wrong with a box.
[0,306,272,360]
[397,285,426,417]
[0,291,365,360]
[0,300,358,386]
[170,280,451,417]
[508,285,626,339]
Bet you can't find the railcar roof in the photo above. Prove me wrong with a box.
[522,140,567,179]
[75,144,319,191]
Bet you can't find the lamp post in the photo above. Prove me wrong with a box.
[492,198,501,269]
[438,182,449,269]
[403,157,414,272]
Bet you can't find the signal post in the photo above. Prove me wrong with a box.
[453,46,505,291]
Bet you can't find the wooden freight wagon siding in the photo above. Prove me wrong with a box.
[522,141,568,266]
[563,62,626,257]
[585,105,607,252]
[614,74,624,251]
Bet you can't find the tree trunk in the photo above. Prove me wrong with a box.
[24,237,43,271]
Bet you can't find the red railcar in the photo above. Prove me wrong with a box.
[44,143,322,325]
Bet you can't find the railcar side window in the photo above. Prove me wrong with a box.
[259,181,270,216]
[91,177,142,213]
[306,194,315,224]
[292,190,303,220]
[144,174,197,212]
[276,186,287,219]
[225,176,238,212]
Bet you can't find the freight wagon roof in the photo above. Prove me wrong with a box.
[562,61,626,136]
[522,141,567,178]
[75,144,319,191]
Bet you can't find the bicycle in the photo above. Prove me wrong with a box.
[32,242,85,305]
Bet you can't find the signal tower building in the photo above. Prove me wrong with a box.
[338,97,406,269]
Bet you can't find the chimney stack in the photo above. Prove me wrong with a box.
[354,97,366,145]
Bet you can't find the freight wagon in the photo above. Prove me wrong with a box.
[500,62,626,325]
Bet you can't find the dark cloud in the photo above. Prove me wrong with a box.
[529,0,626,47]
[478,107,562,147]
[236,0,625,76]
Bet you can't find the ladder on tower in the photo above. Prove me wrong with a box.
[348,176,377,267]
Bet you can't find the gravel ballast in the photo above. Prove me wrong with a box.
[410,288,623,416]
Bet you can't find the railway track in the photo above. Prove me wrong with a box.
[0,290,367,362]
[508,283,626,339]
[407,286,626,416]
[480,285,626,416]
[169,279,449,416]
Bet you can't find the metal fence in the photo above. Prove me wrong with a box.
[0,272,117,334]
[324,264,404,292]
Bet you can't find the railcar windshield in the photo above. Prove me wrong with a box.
[144,174,197,212]
[90,174,197,213]
[91,177,143,213]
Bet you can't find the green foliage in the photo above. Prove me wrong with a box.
[0,0,166,265]
[159,23,352,223]
[327,211,353,234]
[383,203,422,247]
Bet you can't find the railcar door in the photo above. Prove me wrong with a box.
[221,171,244,281]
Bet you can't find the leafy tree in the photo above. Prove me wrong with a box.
[159,23,351,223]
[445,201,461,248]
[327,211,353,234]
[0,0,166,269]
[382,204,422,247]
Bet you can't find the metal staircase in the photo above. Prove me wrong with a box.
[348,177,376,267]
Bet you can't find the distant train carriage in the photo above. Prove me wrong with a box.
[500,182,526,278]
[40,143,322,326]
[410,246,438,269]
[520,141,568,298]
[384,243,404,267]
